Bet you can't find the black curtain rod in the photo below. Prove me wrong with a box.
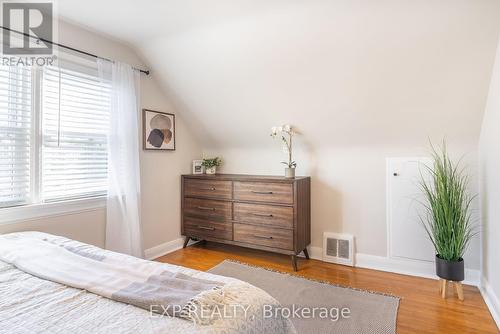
[1,26,150,75]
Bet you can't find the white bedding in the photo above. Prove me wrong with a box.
[0,232,295,334]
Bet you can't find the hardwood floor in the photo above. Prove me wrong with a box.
[156,241,498,334]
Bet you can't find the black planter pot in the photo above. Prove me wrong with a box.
[435,255,464,281]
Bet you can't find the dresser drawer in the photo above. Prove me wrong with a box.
[184,179,232,199]
[234,202,293,229]
[184,198,231,220]
[183,217,232,240]
[234,223,293,250]
[233,181,293,204]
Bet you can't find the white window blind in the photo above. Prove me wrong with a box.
[0,66,32,208]
[41,66,111,202]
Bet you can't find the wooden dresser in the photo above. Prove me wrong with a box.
[181,174,311,271]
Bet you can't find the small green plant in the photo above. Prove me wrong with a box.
[202,157,222,169]
[419,142,476,262]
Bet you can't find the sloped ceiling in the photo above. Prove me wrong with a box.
[58,0,500,149]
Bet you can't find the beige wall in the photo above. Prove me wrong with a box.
[480,35,500,320]
[205,140,482,269]
[0,209,106,247]
[139,78,202,249]
[0,20,202,250]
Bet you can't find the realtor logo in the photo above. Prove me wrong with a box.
[2,1,53,55]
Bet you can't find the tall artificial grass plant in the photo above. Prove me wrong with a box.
[419,142,476,265]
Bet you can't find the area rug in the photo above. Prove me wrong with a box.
[208,260,399,334]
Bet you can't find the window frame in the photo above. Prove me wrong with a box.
[0,63,109,221]
[0,196,106,225]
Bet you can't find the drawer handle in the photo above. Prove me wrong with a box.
[252,213,274,218]
[253,234,273,240]
[197,225,215,231]
[251,191,273,195]
[197,206,216,211]
[201,187,217,191]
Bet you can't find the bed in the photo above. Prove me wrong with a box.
[0,232,295,334]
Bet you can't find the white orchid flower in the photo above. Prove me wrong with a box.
[270,123,297,170]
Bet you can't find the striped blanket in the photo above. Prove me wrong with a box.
[0,233,256,325]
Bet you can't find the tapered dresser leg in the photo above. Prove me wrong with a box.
[291,255,298,271]
[303,248,310,260]
[183,236,190,248]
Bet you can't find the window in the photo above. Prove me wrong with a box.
[0,66,32,208]
[0,62,111,209]
[41,67,110,202]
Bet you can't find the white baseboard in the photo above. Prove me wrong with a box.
[480,277,500,329]
[144,237,198,260]
[355,253,481,286]
[301,248,481,286]
[145,241,481,287]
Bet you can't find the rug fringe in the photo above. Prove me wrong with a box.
[180,281,257,325]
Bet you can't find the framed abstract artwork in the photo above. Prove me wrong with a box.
[143,109,176,151]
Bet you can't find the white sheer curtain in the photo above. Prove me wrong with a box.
[98,59,143,258]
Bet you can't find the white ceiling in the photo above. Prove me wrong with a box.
[58,0,500,149]
[58,1,288,45]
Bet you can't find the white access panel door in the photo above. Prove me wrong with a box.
[387,158,435,262]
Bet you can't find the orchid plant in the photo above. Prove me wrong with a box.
[270,124,297,168]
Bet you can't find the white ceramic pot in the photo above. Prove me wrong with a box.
[206,166,217,175]
[285,167,295,178]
